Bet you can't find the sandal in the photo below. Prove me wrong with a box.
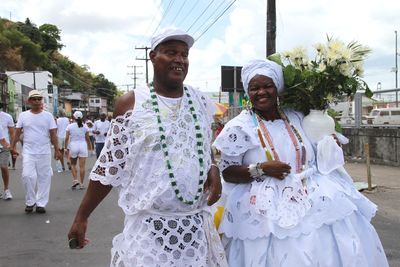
[71,180,80,190]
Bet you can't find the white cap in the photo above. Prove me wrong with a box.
[73,111,83,119]
[151,28,194,50]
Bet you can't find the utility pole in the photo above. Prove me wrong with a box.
[266,0,276,56]
[396,30,399,106]
[395,30,398,88]
[127,66,143,89]
[135,46,151,85]
[33,71,37,89]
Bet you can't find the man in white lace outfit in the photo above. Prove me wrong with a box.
[68,29,227,267]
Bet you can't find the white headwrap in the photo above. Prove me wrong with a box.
[241,59,284,96]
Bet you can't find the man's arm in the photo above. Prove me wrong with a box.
[50,128,61,160]
[8,126,15,145]
[67,90,135,249]
[10,128,22,157]
[68,180,112,248]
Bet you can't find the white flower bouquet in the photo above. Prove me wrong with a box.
[268,36,372,115]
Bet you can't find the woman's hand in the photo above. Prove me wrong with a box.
[259,160,291,180]
[331,134,341,147]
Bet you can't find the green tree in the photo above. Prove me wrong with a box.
[0,18,45,70]
[39,23,64,52]
[16,18,42,45]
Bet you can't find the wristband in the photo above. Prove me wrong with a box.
[248,163,264,178]
[210,163,219,172]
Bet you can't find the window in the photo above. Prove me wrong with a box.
[95,99,100,103]
[380,111,389,116]
[391,110,400,115]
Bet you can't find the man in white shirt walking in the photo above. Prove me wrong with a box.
[0,103,14,200]
[56,109,70,171]
[11,90,61,214]
[92,113,110,158]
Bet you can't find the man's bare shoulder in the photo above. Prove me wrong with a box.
[113,91,135,118]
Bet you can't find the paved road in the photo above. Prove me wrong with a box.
[0,156,398,267]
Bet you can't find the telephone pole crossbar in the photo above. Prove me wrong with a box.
[135,47,151,85]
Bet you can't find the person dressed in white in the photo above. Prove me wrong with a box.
[56,109,71,171]
[85,120,95,156]
[93,113,110,158]
[0,104,15,200]
[11,90,61,214]
[68,29,227,267]
[65,111,92,189]
[213,59,389,267]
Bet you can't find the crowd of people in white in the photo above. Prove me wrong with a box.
[1,90,111,214]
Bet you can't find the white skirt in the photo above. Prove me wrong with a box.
[219,168,389,267]
[222,211,388,267]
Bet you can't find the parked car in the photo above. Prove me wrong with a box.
[366,107,400,125]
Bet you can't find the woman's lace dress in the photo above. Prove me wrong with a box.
[90,86,227,267]
[213,109,388,267]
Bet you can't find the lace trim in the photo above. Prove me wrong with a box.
[90,110,133,187]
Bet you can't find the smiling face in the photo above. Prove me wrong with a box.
[150,40,189,91]
[248,74,278,115]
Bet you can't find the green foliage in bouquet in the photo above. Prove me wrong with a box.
[268,36,373,115]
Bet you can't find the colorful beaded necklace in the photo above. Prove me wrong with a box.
[150,86,205,205]
[252,109,306,173]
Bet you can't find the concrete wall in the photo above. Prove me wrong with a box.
[342,127,400,166]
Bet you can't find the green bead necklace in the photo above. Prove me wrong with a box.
[150,86,205,205]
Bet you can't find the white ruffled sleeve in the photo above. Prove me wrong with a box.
[89,111,133,187]
[213,124,259,156]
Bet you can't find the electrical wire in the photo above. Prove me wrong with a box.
[150,0,175,37]
[169,0,188,26]
[176,0,200,27]
[144,0,165,39]
[195,0,237,41]
[191,0,228,37]
[186,0,216,32]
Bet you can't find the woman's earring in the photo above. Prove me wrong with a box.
[277,97,281,107]
[245,99,252,110]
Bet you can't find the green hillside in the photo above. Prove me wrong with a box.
[0,17,119,102]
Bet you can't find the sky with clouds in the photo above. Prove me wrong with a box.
[1,0,400,96]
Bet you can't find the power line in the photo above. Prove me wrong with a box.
[150,0,175,37]
[144,0,165,38]
[195,0,237,41]
[186,0,216,32]
[176,0,200,27]
[48,58,117,97]
[169,0,188,26]
[191,0,228,37]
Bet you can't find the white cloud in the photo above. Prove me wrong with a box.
[2,0,400,93]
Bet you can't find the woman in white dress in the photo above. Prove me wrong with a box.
[65,111,92,189]
[213,59,389,267]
